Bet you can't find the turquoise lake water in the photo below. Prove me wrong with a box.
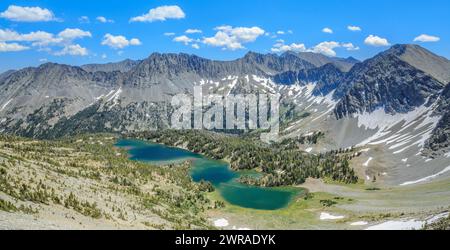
[116,139,300,210]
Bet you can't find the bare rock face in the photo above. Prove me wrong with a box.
[333,45,446,119]
[273,63,346,96]
[424,83,450,156]
[81,59,141,73]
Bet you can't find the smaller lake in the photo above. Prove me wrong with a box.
[116,139,301,210]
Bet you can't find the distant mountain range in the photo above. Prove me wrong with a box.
[1,44,450,162]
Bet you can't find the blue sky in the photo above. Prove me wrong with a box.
[0,0,449,72]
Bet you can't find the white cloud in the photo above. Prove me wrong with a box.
[271,41,306,53]
[203,25,265,50]
[185,29,202,34]
[277,31,285,35]
[96,16,114,23]
[414,34,440,43]
[364,35,390,47]
[342,42,360,51]
[192,44,200,49]
[271,40,358,57]
[58,28,92,40]
[101,34,142,49]
[348,25,362,32]
[101,54,107,59]
[130,5,185,22]
[0,28,91,49]
[0,29,59,46]
[173,35,193,45]
[0,5,55,22]
[54,44,88,56]
[164,32,176,36]
[312,41,340,56]
[0,42,29,52]
[79,16,90,24]
[322,27,333,34]
[129,38,142,46]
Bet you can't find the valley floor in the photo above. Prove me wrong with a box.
[0,133,448,230]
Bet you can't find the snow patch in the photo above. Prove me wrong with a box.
[363,157,373,167]
[1,99,13,111]
[365,213,449,230]
[107,88,122,107]
[356,101,441,152]
[400,166,450,186]
[320,212,344,220]
[214,218,229,227]
[365,220,424,230]
[350,221,368,226]
[305,147,313,153]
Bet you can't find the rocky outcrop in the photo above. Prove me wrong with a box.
[334,45,446,118]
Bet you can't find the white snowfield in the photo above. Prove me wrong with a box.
[366,212,449,230]
[350,221,368,226]
[320,212,344,220]
[363,157,373,167]
[213,218,229,227]
[400,166,450,186]
[356,102,441,156]
[0,99,13,112]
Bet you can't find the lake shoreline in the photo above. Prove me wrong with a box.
[116,138,307,211]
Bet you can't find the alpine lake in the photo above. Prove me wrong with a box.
[116,139,304,210]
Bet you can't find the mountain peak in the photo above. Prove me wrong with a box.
[384,44,450,84]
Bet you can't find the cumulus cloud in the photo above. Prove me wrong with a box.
[322,27,333,34]
[0,27,91,55]
[192,44,200,49]
[271,40,359,57]
[173,35,193,45]
[0,42,29,52]
[58,28,92,40]
[203,25,265,50]
[185,29,202,34]
[312,41,340,56]
[97,16,114,23]
[347,25,362,32]
[164,32,176,36]
[101,34,142,49]
[341,42,360,51]
[0,28,91,45]
[277,31,285,35]
[414,34,440,43]
[271,41,306,53]
[364,35,390,47]
[0,5,56,22]
[130,5,185,22]
[54,44,88,56]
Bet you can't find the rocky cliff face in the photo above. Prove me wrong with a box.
[423,83,450,156]
[333,45,447,118]
[273,63,345,96]
[81,59,141,73]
